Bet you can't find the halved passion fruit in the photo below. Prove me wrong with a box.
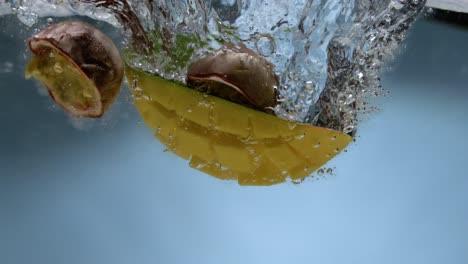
[126,66,353,186]
[187,46,279,113]
[25,21,123,118]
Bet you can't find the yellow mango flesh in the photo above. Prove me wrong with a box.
[126,66,352,186]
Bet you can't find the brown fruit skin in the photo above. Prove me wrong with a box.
[28,21,124,117]
[186,45,279,113]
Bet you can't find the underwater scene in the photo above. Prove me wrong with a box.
[1,0,468,263]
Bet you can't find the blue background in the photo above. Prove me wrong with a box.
[0,14,467,264]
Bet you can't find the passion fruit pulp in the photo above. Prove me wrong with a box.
[26,21,123,118]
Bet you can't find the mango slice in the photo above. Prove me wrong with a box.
[126,66,352,186]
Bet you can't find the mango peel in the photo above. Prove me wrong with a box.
[126,66,352,185]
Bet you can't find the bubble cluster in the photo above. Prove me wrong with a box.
[3,0,427,134]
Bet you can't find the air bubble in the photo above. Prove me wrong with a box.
[343,125,355,134]
[53,63,63,73]
[256,36,274,56]
[287,122,297,130]
[195,163,205,169]
[0,62,13,73]
[294,133,305,140]
[383,14,392,23]
[8,0,426,149]
[317,169,325,176]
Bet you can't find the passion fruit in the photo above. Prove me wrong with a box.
[186,45,279,113]
[25,21,123,118]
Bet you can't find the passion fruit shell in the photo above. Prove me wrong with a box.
[186,46,279,113]
[26,21,123,118]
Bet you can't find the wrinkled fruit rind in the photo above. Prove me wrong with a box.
[126,66,353,186]
[27,21,123,117]
[186,47,279,112]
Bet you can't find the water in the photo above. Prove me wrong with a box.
[2,6,468,264]
[0,0,426,134]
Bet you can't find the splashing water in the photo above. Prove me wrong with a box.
[1,0,426,134]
